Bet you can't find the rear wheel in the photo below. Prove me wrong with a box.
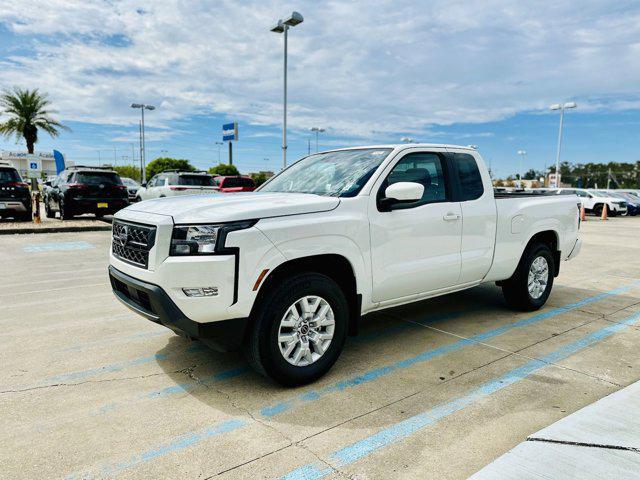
[245,272,348,386]
[44,200,54,218]
[502,243,555,311]
[59,201,73,220]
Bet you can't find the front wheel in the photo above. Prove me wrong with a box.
[59,201,73,220]
[245,273,349,386]
[502,243,555,311]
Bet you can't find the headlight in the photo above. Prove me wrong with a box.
[170,220,257,256]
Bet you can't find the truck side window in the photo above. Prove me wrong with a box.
[453,153,484,201]
[381,152,447,207]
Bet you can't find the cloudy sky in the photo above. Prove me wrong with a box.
[0,0,639,177]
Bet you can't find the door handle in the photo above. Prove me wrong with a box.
[443,212,461,221]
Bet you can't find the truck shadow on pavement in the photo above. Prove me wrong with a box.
[151,281,638,430]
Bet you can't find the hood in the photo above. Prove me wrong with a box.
[123,192,340,224]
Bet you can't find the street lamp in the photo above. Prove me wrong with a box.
[271,11,304,170]
[215,141,223,163]
[130,103,156,183]
[517,149,527,187]
[550,102,577,187]
[310,127,325,153]
[401,137,415,143]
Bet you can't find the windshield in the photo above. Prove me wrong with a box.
[75,172,122,185]
[259,148,392,196]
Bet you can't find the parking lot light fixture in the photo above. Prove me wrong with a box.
[550,102,577,187]
[517,149,527,187]
[310,127,325,152]
[271,11,304,170]
[130,103,156,184]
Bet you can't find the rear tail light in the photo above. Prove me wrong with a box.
[7,182,29,188]
[67,183,88,190]
[115,185,127,190]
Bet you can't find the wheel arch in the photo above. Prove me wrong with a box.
[524,229,561,277]
[250,254,361,336]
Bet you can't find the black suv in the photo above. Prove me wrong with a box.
[0,163,32,221]
[45,166,129,219]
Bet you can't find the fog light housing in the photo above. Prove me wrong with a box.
[182,287,218,297]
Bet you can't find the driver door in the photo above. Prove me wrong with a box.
[369,150,462,303]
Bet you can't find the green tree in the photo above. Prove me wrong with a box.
[0,87,69,153]
[113,165,142,182]
[208,163,239,176]
[146,157,195,179]
[250,172,268,187]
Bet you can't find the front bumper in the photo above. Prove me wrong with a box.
[109,266,248,351]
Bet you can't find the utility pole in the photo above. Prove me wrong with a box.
[228,142,233,165]
[308,139,311,155]
[139,121,143,181]
[113,146,117,167]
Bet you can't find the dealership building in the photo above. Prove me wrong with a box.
[0,151,59,178]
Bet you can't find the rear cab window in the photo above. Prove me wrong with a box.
[450,153,484,201]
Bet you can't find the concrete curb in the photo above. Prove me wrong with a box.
[0,225,112,235]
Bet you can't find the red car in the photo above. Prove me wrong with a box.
[213,175,256,192]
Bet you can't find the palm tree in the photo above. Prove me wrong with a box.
[0,88,69,153]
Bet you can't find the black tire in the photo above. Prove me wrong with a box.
[593,204,603,217]
[45,200,54,218]
[245,272,349,386]
[501,243,555,311]
[59,201,73,220]
[135,196,142,202]
[608,207,618,217]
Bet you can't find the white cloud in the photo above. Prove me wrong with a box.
[1,0,640,140]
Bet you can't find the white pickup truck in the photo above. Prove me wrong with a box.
[109,144,582,385]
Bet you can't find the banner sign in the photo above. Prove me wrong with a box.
[223,122,238,142]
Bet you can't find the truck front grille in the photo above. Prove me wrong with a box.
[112,220,156,269]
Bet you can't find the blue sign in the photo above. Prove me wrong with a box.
[222,122,238,142]
[30,162,38,169]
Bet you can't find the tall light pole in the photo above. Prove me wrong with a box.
[550,102,577,187]
[131,103,156,184]
[310,127,325,153]
[215,141,223,164]
[517,149,527,187]
[271,11,304,170]
[401,137,416,143]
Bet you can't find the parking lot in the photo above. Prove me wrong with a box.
[1,218,640,479]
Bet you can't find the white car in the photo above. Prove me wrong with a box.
[136,170,219,201]
[109,144,581,385]
[556,188,627,216]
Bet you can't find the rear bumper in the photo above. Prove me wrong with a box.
[108,265,248,352]
[68,197,129,213]
[0,201,29,213]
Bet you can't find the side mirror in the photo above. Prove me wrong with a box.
[379,182,424,211]
[141,182,147,187]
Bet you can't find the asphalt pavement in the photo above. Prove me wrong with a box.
[1,217,640,479]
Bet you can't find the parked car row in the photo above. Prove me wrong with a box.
[548,188,640,217]
[38,168,257,220]
[135,171,256,201]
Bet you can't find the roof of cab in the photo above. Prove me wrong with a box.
[318,143,478,154]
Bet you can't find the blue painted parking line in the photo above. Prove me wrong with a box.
[260,281,640,418]
[65,418,246,480]
[279,311,640,480]
[43,354,168,384]
[23,241,94,253]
